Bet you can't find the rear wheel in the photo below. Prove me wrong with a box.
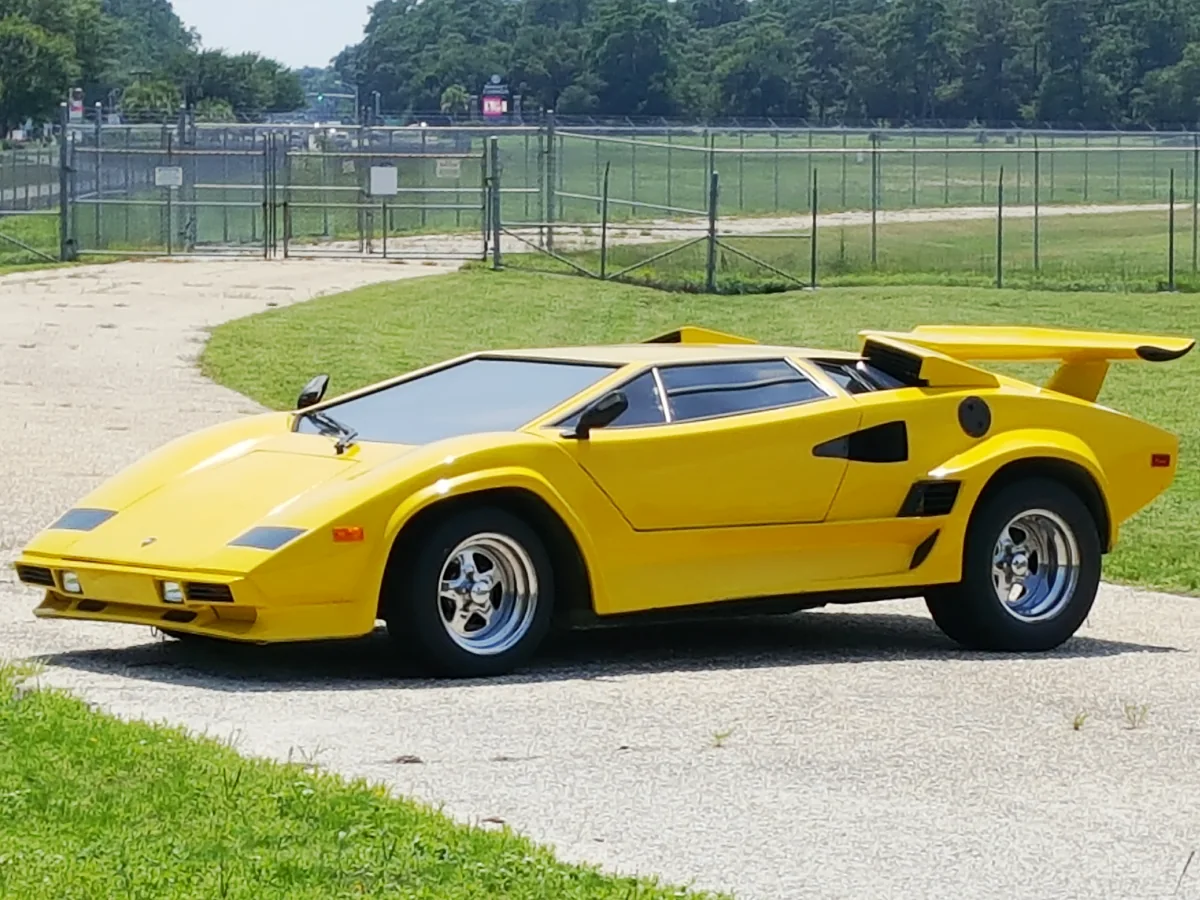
[383,506,556,677]
[926,477,1101,652]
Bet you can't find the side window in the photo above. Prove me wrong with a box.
[816,360,908,394]
[558,371,666,429]
[659,360,826,423]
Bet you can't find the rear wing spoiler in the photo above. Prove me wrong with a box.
[858,326,1194,401]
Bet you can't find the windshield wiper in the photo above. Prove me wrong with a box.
[304,410,358,455]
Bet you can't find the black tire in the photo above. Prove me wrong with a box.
[926,477,1101,652]
[382,506,556,677]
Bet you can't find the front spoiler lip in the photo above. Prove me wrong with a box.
[15,551,248,580]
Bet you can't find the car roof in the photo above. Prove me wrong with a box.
[485,343,861,366]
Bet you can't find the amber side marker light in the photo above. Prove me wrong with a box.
[1152,453,1172,468]
[333,526,364,542]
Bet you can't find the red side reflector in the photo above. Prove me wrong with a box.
[332,526,364,542]
[1151,453,1172,468]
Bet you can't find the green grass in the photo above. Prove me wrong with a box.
[203,269,1200,593]
[508,209,1198,294]
[0,662,723,899]
[0,212,60,268]
[523,130,1200,224]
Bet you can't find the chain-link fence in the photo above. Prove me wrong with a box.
[5,115,1199,290]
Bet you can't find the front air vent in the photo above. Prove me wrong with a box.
[162,610,198,623]
[898,480,962,517]
[863,341,927,387]
[185,583,234,603]
[15,565,55,587]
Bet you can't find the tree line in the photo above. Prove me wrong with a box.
[0,0,303,134]
[335,0,1200,127]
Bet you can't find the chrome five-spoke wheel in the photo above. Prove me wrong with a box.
[992,509,1080,622]
[384,506,556,677]
[438,533,539,656]
[925,477,1101,652]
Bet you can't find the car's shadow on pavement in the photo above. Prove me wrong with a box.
[38,606,1179,693]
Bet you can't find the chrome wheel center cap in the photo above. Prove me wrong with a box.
[469,576,494,606]
[1010,552,1030,577]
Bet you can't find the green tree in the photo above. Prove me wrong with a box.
[0,17,79,132]
[194,96,235,122]
[713,14,808,117]
[880,0,959,119]
[440,83,470,114]
[590,0,676,115]
[119,77,179,121]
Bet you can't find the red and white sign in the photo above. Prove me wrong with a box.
[482,95,506,117]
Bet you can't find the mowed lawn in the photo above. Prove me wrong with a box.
[203,269,1200,593]
[0,665,724,900]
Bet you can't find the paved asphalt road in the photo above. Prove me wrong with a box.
[2,260,1199,900]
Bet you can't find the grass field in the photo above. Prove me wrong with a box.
[0,212,61,270]
[0,663,722,899]
[508,208,1197,294]
[202,268,1200,594]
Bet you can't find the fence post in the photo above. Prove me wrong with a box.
[1192,134,1198,274]
[93,103,102,250]
[705,170,719,293]
[600,161,610,280]
[58,103,70,261]
[1168,167,1176,292]
[810,168,818,288]
[545,110,556,253]
[870,131,878,268]
[996,166,1004,289]
[490,136,502,270]
[1033,137,1041,272]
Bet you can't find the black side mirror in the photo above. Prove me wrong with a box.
[564,390,628,440]
[297,374,330,410]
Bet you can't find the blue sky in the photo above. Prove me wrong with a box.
[172,0,372,69]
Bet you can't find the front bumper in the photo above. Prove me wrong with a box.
[15,556,369,643]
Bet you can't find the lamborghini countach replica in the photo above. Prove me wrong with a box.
[15,324,1193,676]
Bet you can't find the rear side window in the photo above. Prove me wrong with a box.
[816,360,908,394]
[659,360,825,422]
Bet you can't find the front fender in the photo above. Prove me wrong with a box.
[372,466,604,607]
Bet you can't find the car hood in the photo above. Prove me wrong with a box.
[29,431,416,572]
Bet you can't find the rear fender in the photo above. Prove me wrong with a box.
[931,429,1112,548]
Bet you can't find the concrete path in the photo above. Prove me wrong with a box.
[2,258,1200,900]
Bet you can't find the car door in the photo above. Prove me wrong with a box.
[555,359,863,530]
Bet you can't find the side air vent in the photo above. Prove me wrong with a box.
[863,341,927,387]
[898,480,961,517]
[813,421,908,463]
[15,565,55,587]
[185,583,234,603]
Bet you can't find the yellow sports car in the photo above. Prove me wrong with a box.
[14,324,1193,676]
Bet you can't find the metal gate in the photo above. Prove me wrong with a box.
[62,124,492,261]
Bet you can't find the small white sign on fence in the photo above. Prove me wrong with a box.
[155,166,184,188]
[436,158,462,179]
[369,165,399,196]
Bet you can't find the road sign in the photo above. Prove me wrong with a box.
[369,165,399,196]
[436,158,462,179]
[154,166,184,188]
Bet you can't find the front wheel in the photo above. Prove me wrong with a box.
[383,506,556,677]
[926,477,1101,652]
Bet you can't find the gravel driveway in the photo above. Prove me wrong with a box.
[3,259,1200,900]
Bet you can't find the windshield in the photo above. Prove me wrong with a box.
[295,357,618,445]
